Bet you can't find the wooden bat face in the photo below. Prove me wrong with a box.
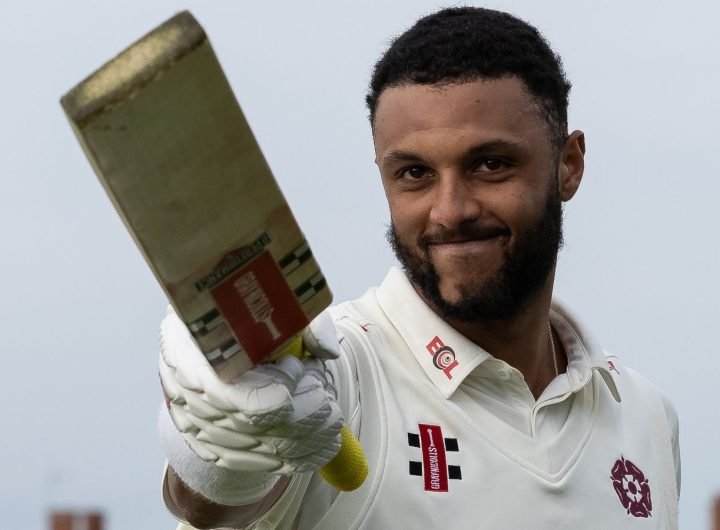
[61,11,332,382]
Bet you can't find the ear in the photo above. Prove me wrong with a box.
[558,130,585,202]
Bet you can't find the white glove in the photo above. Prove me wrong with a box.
[159,308,344,504]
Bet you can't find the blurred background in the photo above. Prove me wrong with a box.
[1,0,718,528]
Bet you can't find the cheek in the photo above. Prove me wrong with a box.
[388,194,430,236]
[481,186,535,228]
[500,177,551,219]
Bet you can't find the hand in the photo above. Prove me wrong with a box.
[159,309,344,476]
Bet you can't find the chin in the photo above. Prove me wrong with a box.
[437,288,464,306]
[435,264,496,294]
[436,275,488,305]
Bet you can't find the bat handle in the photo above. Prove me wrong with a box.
[320,425,368,491]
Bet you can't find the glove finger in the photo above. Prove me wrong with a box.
[261,359,342,441]
[180,432,221,463]
[213,414,268,435]
[168,404,197,433]
[203,443,284,472]
[286,446,340,474]
[240,356,304,400]
[267,444,341,476]
[207,369,291,412]
[262,408,331,440]
[192,416,263,450]
[302,312,340,360]
[160,311,208,392]
[261,355,306,389]
[262,395,344,460]
[301,357,339,400]
[202,386,293,430]
[282,408,344,472]
[263,408,343,475]
[218,357,304,423]
[159,356,183,402]
[301,399,344,450]
[274,373,333,436]
[181,388,225,420]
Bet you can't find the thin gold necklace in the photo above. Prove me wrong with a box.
[548,321,559,377]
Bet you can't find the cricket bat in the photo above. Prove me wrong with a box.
[61,11,366,492]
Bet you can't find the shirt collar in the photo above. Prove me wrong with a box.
[550,300,621,403]
[375,267,490,398]
[375,267,621,402]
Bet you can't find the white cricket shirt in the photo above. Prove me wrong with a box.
[175,267,680,530]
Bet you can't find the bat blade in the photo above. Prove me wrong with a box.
[61,11,332,383]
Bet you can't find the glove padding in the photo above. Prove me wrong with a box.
[159,309,344,475]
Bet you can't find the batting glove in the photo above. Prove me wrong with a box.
[159,308,343,505]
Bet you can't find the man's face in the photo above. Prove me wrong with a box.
[373,77,579,322]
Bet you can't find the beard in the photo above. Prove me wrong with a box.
[387,182,564,323]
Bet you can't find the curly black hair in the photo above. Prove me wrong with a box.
[366,7,571,148]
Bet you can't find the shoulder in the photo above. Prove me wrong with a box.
[604,353,679,437]
[322,287,400,407]
[328,286,381,321]
[326,290,386,362]
[327,287,393,342]
[326,267,425,328]
[604,354,669,398]
[604,353,681,493]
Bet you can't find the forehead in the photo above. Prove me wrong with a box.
[372,77,550,156]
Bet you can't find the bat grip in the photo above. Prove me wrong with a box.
[320,425,368,491]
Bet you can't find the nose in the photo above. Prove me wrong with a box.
[428,173,482,229]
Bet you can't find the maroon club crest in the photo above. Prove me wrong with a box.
[611,457,652,518]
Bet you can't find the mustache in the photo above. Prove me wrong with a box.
[419,223,510,247]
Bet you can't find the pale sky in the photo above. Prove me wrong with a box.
[1,1,718,528]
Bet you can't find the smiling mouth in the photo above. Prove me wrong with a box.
[423,224,509,243]
[427,235,508,257]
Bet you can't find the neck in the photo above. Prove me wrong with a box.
[422,275,565,399]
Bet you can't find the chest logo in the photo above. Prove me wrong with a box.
[408,423,461,492]
[426,336,458,379]
[611,456,652,518]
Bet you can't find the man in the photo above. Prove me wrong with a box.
[158,7,680,529]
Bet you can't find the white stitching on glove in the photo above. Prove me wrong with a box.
[159,309,344,477]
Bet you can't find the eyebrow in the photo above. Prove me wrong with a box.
[463,139,525,157]
[381,139,525,167]
[380,150,425,166]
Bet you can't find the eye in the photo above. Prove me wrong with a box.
[475,158,508,172]
[400,166,431,180]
